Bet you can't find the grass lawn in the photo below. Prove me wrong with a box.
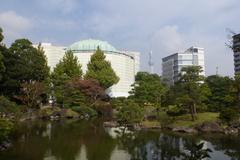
[142,112,219,128]
[169,112,219,128]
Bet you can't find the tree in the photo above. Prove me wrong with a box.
[85,47,119,89]
[64,78,106,107]
[0,27,3,42]
[176,66,210,121]
[0,39,49,98]
[16,81,46,109]
[0,27,5,82]
[129,72,166,108]
[51,50,82,106]
[205,75,235,111]
[233,73,240,107]
[117,99,144,125]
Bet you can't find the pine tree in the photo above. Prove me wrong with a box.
[51,50,83,105]
[85,47,119,89]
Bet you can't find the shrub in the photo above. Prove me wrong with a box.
[0,96,19,114]
[117,100,144,124]
[64,109,79,118]
[71,106,97,117]
[0,118,14,142]
[166,105,187,117]
[219,107,240,123]
[38,106,61,118]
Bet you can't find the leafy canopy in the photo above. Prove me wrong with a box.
[130,72,166,107]
[0,39,49,97]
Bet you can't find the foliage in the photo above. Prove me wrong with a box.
[175,66,210,121]
[166,105,187,117]
[16,81,46,109]
[0,118,14,142]
[233,73,240,107]
[0,28,6,89]
[205,75,235,111]
[51,51,82,105]
[129,72,166,108]
[0,51,5,81]
[38,106,61,118]
[110,97,128,109]
[0,39,49,98]
[64,109,79,118]
[219,107,240,123]
[117,99,144,125]
[85,47,119,89]
[71,106,97,117]
[64,78,106,107]
[0,27,3,42]
[0,96,19,114]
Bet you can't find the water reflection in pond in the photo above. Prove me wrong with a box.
[0,119,239,160]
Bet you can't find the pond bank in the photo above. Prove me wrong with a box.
[103,120,240,135]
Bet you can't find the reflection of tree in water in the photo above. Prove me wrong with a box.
[202,135,240,160]
[5,120,117,160]
[49,119,117,160]
[181,139,212,160]
[117,130,212,160]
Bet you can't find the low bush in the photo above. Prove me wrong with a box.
[219,107,240,123]
[0,118,14,142]
[117,100,144,125]
[38,106,61,118]
[71,106,97,117]
[166,105,187,117]
[0,96,19,114]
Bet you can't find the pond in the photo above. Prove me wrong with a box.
[0,119,239,160]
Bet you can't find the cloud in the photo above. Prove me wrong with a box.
[0,0,239,75]
[151,26,186,55]
[0,11,32,42]
[36,0,79,14]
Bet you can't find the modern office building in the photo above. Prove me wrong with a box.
[38,39,140,97]
[162,47,205,85]
[233,33,240,74]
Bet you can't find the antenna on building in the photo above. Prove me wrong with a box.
[148,51,154,74]
[216,66,219,75]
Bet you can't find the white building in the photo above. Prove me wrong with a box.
[38,39,140,97]
[35,43,66,71]
[162,47,205,85]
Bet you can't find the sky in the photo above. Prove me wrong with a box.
[0,0,240,76]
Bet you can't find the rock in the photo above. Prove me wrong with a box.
[172,126,197,133]
[0,140,11,151]
[197,122,223,133]
[63,109,79,119]
[103,121,119,127]
[224,127,239,135]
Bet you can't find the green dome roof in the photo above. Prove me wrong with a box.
[68,39,117,52]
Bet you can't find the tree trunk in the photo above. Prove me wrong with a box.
[190,105,195,121]
[193,103,197,119]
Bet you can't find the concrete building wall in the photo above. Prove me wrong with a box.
[38,42,140,98]
[162,47,205,85]
[233,34,240,74]
[34,43,66,71]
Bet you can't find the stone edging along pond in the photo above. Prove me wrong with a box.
[103,121,240,135]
